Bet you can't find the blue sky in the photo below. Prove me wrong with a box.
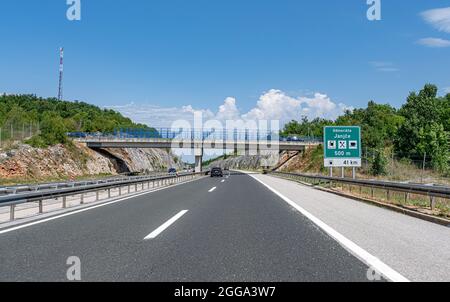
[1,1,450,127]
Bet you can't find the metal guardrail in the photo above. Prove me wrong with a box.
[0,172,207,221]
[0,173,170,196]
[269,171,450,210]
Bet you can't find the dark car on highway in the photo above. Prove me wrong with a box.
[210,167,223,177]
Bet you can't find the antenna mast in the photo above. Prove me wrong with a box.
[58,47,64,101]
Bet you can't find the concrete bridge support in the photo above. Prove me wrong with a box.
[195,147,203,173]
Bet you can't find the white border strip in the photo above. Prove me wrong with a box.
[247,172,410,283]
[144,210,188,240]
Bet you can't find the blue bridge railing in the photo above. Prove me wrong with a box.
[68,128,322,143]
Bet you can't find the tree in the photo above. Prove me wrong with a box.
[282,116,333,138]
[39,112,68,146]
[417,123,448,172]
[336,101,404,151]
[395,84,448,171]
[370,149,388,176]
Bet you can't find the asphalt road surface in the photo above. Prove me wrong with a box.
[0,172,384,282]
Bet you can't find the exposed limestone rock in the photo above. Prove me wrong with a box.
[0,142,183,182]
[208,153,280,170]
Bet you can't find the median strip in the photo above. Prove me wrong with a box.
[144,210,188,240]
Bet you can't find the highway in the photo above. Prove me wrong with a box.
[0,172,448,282]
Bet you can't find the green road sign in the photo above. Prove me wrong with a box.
[324,126,362,167]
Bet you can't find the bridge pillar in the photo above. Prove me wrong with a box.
[194,146,203,173]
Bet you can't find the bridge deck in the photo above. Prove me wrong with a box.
[79,138,321,151]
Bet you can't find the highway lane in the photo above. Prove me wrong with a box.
[0,172,376,282]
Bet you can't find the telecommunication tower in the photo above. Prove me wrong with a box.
[57,47,64,101]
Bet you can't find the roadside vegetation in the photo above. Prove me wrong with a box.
[0,94,152,148]
[281,84,450,179]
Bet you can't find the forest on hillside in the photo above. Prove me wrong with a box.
[0,94,151,147]
[281,84,450,175]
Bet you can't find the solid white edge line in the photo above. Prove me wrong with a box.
[0,177,201,235]
[247,172,410,283]
[209,187,217,192]
[144,210,188,240]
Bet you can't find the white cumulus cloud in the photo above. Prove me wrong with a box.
[242,89,349,123]
[216,97,240,121]
[243,89,302,121]
[108,89,351,128]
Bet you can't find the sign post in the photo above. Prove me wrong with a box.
[324,126,362,176]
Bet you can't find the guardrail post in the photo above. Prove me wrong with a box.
[63,196,67,208]
[386,190,391,201]
[119,187,122,196]
[405,192,409,203]
[127,185,130,194]
[142,183,144,191]
[10,204,15,221]
[430,196,436,211]
[38,200,43,213]
[80,193,84,204]
[135,184,138,192]
[96,191,100,201]
[371,187,374,198]
[108,188,111,198]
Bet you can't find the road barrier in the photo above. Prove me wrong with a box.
[0,172,207,222]
[269,171,450,212]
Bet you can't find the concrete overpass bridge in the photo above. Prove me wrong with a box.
[73,129,322,172]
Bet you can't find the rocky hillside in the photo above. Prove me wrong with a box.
[205,147,324,173]
[206,153,280,171]
[0,142,182,184]
[101,147,182,174]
